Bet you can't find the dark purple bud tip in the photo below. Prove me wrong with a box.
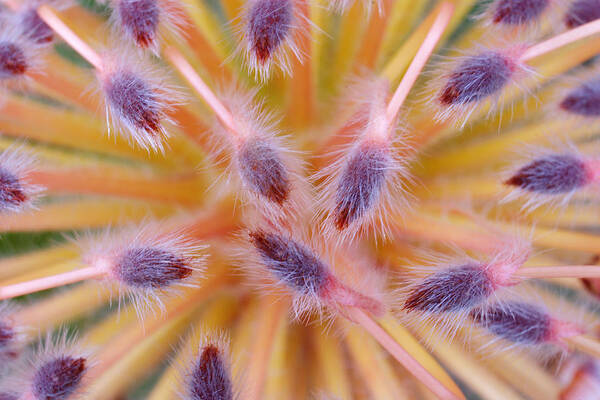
[333,141,389,230]
[560,78,600,117]
[32,356,86,400]
[238,138,290,204]
[492,0,549,25]
[565,0,600,28]
[118,0,160,48]
[0,321,14,348]
[249,230,328,294]
[21,9,54,44]
[439,52,515,106]
[470,302,551,345]
[403,264,494,313]
[104,71,161,134]
[0,168,27,210]
[248,0,293,63]
[190,345,233,400]
[114,247,193,289]
[505,154,591,194]
[0,42,27,78]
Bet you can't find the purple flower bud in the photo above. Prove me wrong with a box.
[471,302,551,345]
[104,70,162,136]
[565,0,600,28]
[439,52,515,106]
[247,0,293,64]
[560,78,600,117]
[117,0,160,49]
[249,230,328,294]
[238,137,291,205]
[189,345,233,400]
[333,141,389,230]
[113,247,193,289]
[20,9,53,44]
[0,321,14,350]
[491,0,549,25]
[0,168,27,211]
[32,356,86,400]
[0,42,27,79]
[505,154,591,194]
[403,264,494,313]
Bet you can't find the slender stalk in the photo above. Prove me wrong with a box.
[0,266,105,300]
[565,335,600,359]
[164,46,240,138]
[347,307,465,400]
[37,5,103,69]
[516,266,600,279]
[385,1,454,125]
[521,19,600,62]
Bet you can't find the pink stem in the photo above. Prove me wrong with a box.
[347,307,464,400]
[520,19,600,62]
[516,265,600,279]
[37,5,103,70]
[0,266,105,300]
[164,47,241,140]
[564,335,600,358]
[385,1,454,125]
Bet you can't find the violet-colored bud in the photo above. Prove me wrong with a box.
[32,356,86,400]
[560,78,600,117]
[471,302,551,345]
[333,141,389,230]
[491,0,549,25]
[249,230,328,294]
[247,0,293,64]
[238,137,291,205]
[403,264,494,313]
[565,0,600,28]
[439,52,515,106]
[0,42,27,79]
[505,154,590,194]
[117,0,160,48]
[114,247,193,289]
[189,345,233,400]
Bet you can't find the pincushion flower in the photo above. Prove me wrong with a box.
[0,0,600,399]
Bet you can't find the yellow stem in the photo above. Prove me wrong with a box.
[243,296,289,400]
[30,168,206,206]
[15,282,113,334]
[262,305,292,399]
[413,324,523,400]
[344,320,412,400]
[87,272,230,381]
[312,325,353,400]
[85,306,197,399]
[0,244,78,281]
[0,199,176,232]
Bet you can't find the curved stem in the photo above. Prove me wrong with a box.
[37,5,103,70]
[0,266,105,300]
